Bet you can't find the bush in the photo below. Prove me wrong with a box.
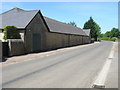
[91,38,95,43]
[110,37,116,42]
[100,37,109,40]
[100,37,116,42]
[3,30,7,40]
[3,25,21,40]
[91,38,95,41]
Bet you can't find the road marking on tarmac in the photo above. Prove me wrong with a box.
[92,42,116,88]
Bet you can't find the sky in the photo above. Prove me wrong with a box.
[0,2,118,33]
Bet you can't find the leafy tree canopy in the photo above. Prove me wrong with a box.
[110,28,120,38]
[83,17,101,41]
[104,31,111,37]
[99,28,120,41]
[104,28,120,38]
[3,25,21,40]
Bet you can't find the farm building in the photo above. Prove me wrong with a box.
[0,8,91,56]
[83,29,91,44]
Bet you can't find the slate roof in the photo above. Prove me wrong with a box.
[83,29,91,36]
[44,17,86,35]
[0,8,87,36]
[0,8,39,29]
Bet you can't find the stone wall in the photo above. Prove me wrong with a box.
[25,13,47,53]
[69,35,83,46]
[45,32,69,50]
[8,39,25,56]
[45,32,86,51]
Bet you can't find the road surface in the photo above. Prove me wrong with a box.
[2,41,118,88]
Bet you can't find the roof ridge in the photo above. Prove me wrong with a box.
[0,8,24,15]
[0,8,39,15]
[23,10,39,12]
[0,8,14,15]
[0,8,39,29]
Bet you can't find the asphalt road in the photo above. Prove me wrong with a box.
[2,41,118,88]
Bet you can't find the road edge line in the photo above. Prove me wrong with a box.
[92,42,116,88]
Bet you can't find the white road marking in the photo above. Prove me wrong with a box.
[92,42,116,88]
[108,43,115,59]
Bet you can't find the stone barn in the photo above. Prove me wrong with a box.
[0,8,91,55]
[83,29,91,44]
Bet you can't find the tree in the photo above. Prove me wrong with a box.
[104,31,111,37]
[95,24,101,38]
[99,33,104,38]
[83,17,101,41]
[110,28,120,38]
[99,27,119,41]
[67,21,77,27]
[3,25,21,40]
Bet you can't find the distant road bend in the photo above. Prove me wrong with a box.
[2,41,118,88]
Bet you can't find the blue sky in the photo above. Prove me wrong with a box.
[1,2,118,33]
